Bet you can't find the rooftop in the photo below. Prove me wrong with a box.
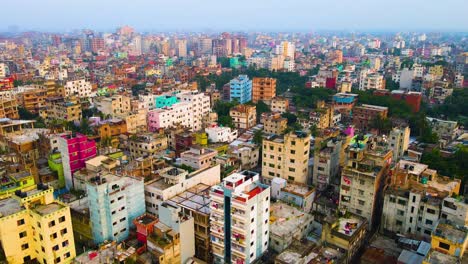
[332,212,365,238]
[0,198,22,217]
[33,202,65,216]
[423,250,460,264]
[434,222,468,244]
[270,202,313,238]
[167,183,211,215]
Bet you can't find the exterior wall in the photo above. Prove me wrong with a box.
[230,75,252,104]
[147,102,193,131]
[270,98,289,113]
[206,127,238,143]
[389,126,410,163]
[229,105,256,130]
[64,79,92,97]
[262,132,311,185]
[352,105,388,131]
[252,77,276,103]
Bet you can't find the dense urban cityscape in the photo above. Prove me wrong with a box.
[0,8,467,264]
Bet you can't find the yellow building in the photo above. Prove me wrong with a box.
[430,222,468,258]
[147,222,181,264]
[261,112,287,135]
[0,185,76,264]
[252,77,277,103]
[270,97,289,114]
[429,65,444,79]
[229,104,256,130]
[43,96,82,122]
[262,131,310,184]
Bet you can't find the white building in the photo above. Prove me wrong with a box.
[359,73,385,90]
[210,171,270,264]
[144,165,221,216]
[275,41,295,58]
[441,197,468,227]
[389,126,410,163]
[64,79,92,97]
[205,125,238,143]
[147,102,194,131]
[0,63,7,77]
[399,68,414,89]
[176,90,211,131]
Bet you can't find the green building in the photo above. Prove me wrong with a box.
[48,152,65,188]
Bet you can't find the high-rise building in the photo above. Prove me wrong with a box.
[388,126,410,163]
[86,174,145,244]
[275,41,295,58]
[313,137,343,190]
[339,135,393,229]
[210,171,270,264]
[199,38,213,55]
[262,131,311,185]
[252,77,276,103]
[230,75,252,104]
[176,39,187,57]
[58,133,97,189]
[64,79,92,97]
[0,185,76,264]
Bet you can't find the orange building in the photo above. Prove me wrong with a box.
[252,77,276,103]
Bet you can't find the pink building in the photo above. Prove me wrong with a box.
[58,133,97,189]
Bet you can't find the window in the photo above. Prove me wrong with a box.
[59,216,66,223]
[49,220,56,227]
[396,220,403,226]
[425,219,433,225]
[397,210,405,216]
[397,199,407,206]
[251,218,254,223]
[358,190,364,195]
[19,231,27,238]
[53,245,59,251]
[290,159,295,163]
[427,208,436,214]
[424,229,431,235]
[359,179,365,185]
[290,150,295,154]
[61,228,67,235]
[17,219,25,226]
[51,233,58,239]
[356,209,362,215]
[288,167,295,172]
[439,242,451,251]
[358,200,365,206]
[389,197,396,203]
[291,141,296,146]
[411,206,415,214]
[55,257,61,263]
[288,176,295,181]
[21,243,29,250]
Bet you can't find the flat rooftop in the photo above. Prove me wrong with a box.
[424,250,459,264]
[33,202,65,216]
[0,198,22,217]
[333,214,365,237]
[434,223,467,244]
[270,202,313,238]
[167,183,211,215]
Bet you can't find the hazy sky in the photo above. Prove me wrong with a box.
[2,0,467,32]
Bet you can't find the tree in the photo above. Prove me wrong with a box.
[131,84,146,96]
[252,129,264,145]
[281,112,298,126]
[385,78,399,91]
[370,115,393,134]
[254,100,271,119]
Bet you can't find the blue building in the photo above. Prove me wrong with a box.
[87,174,145,244]
[230,75,252,104]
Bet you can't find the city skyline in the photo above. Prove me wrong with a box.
[2,0,468,32]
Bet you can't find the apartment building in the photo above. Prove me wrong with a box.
[144,165,221,216]
[155,95,178,108]
[270,97,289,114]
[389,126,410,163]
[128,132,168,158]
[64,79,92,97]
[209,171,270,264]
[231,143,260,170]
[44,96,82,122]
[426,117,459,140]
[205,125,238,143]
[16,86,48,114]
[339,135,393,230]
[86,174,145,244]
[261,112,287,135]
[230,75,252,104]
[115,110,147,134]
[229,104,256,130]
[262,131,310,185]
[382,160,462,238]
[0,185,76,264]
[441,197,468,227]
[94,94,131,117]
[252,77,276,103]
[313,137,342,190]
[147,102,194,131]
[0,63,6,78]
[309,101,334,129]
[180,146,217,170]
[332,93,358,117]
[352,104,388,131]
[164,183,212,262]
[58,133,97,190]
[176,90,211,131]
[359,73,385,90]
[0,96,19,119]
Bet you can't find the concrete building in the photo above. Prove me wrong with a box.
[210,171,270,264]
[165,183,212,262]
[205,125,238,143]
[146,217,182,264]
[430,221,468,259]
[270,178,315,213]
[359,73,385,90]
[426,117,459,141]
[262,131,310,185]
[144,165,221,216]
[0,63,6,78]
[176,90,211,131]
[115,110,147,134]
[58,133,97,190]
[0,97,19,119]
[389,126,410,163]
[441,197,468,227]
[231,143,260,170]
[275,41,295,58]
[230,104,256,130]
[270,97,289,114]
[128,132,168,159]
[155,95,178,109]
[339,135,393,229]
[269,202,314,252]
[309,101,334,129]
[230,75,252,104]
[252,77,276,103]
[157,202,195,264]
[147,102,193,131]
[86,174,145,244]
[94,94,131,117]
[313,137,342,190]
[64,79,92,97]
[261,112,287,135]
[180,146,217,170]
[44,96,82,122]
[0,185,76,264]
[352,104,388,131]
[382,160,462,238]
